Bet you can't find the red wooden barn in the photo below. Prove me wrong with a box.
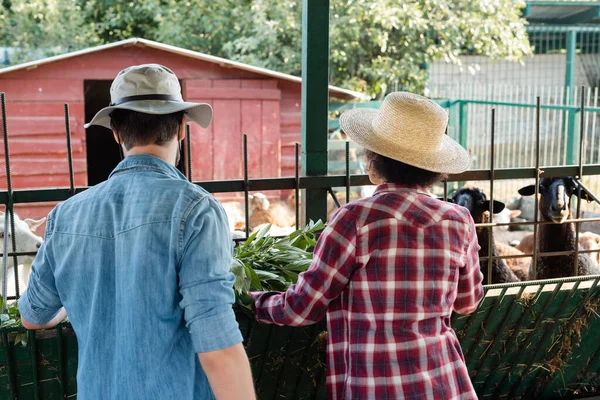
[0,38,366,222]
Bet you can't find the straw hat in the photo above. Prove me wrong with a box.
[339,92,471,174]
[85,64,212,130]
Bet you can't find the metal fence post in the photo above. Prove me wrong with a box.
[565,29,577,165]
[566,108,579,165]
[458,100,468,150]
[301,0,329,223]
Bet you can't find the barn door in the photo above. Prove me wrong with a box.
[182,79,281,182]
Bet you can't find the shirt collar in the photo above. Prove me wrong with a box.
[108,154,187,181]
[373,183,436,198]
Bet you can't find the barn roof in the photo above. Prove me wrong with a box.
[0,38,370,100]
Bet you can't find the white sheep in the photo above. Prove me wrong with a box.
[0,211,45,296]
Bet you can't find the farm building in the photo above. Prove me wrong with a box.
[0,38,367,222]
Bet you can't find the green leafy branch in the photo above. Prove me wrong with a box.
[231,220,324,307]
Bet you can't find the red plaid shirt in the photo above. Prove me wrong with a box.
[251,183,484,399]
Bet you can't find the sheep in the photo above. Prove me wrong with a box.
[494,242,530,281]
[0,211,45,295]
[451,187,520,283]
[248,193,273,230]
[517,177,600,279]
[227,193,299,238]
[579,232,600,265]
[493,208,522,232]
[222,193,274,234]
[515,231,600,266]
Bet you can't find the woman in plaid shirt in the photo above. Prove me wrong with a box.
[251,92,484,399]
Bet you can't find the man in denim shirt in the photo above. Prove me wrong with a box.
[18,64,255,399]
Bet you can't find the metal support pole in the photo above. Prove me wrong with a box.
[565,30,577,165]
[301,0,329,223]
[565,30,576,98]
[458,101,468,187]
[186,124,192,182]
[458,101,468,149]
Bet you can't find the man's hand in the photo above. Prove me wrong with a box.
[198,343,255,400]
[21,307,67,330]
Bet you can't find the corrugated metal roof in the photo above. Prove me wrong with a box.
[0,38,370,101]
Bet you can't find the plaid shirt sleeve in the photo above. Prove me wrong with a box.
[453,215,484,315]
[251,207,357,326]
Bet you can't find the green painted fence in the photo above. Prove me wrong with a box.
[2,276,600,399]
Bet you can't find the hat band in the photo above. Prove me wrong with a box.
[110,94,181,106]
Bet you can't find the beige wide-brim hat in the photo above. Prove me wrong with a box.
[340,92,471,174]
[85,64,212,130]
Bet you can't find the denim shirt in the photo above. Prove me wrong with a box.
[19,155,242,400]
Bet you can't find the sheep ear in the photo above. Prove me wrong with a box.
[24,217,46,232]
[577,187,599,204]
[482,200,505,214]
[518,185,536,196]
[492,200,506,214]
[260,198,270,210]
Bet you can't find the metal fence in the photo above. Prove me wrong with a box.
[2,90,600,398]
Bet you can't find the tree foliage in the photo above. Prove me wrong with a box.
[0,0,531,97]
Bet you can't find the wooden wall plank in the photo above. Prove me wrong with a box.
[241,100,262,179]
[213,79,242,89]
[187,100,214,181]
[212,99,241,180]
[0,172,87,190]
[5,102,84,120]
[0,138,84,156]
[185,88,281,100]
[0,80,83,102]
[261,100,281,178]
[241,80,264,89]
[2,117,81,136]
[0,158,86,178]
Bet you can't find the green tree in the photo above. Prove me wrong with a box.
[0,0,92,64]
[0,0,531,97]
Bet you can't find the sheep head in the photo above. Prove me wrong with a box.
[450,186,505,223]
[518,177,595,224]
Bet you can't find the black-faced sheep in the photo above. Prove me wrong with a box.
[451,187,520,284]
[518,177,600,279]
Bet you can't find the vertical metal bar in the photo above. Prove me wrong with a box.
[443,125,449,201]
[458,100,468,186]
[1,93,19,299]
[565,30,576,98]
[56,325,66,399]
[2,205,9,311]
[532,98,542,279]
[294,143,300,230]
[443,180,448,202]
[186,124,192,182]
[565,30,577,165]
[487,109,496,284]
[243,134,250,238]
[63,104,75,196]
[345,141,350,204]
[301,0,329,223]
[28,329,40,400]
[2,331,17,399]
[574,88,586,276]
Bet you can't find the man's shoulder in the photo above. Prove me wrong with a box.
[48,178,217,236]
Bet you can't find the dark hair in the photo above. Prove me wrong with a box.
[363,149,446,187]
[109,109,185,150]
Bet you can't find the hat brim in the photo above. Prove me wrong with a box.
[84,100,213,130]
[340,108,471,174]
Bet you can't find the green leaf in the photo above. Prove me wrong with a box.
[14,332,27,347]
